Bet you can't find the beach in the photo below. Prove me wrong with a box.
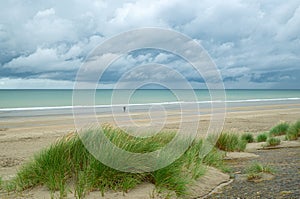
[2,1,300,197]
[1,100,300,180]
[1,89,300,198]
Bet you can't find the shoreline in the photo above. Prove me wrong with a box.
[1,102,300,130]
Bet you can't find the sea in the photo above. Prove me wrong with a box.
[1,89,300,118]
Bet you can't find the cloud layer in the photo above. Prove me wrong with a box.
[0,0,299,89]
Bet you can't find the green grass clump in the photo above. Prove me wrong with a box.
[269,122,289,136]
[266,137,281,147]
[246,162,274,173]
[241,133,255,143]
[246,162,274,180]
[5,126,221,198]
[202,148,225,168]
[256,133,268,142]
[202,148,231,173]
[236,139,247,151]
[215,133,247,152]
[286,120,300,140]
[286,125,298,140]
[294,120,300,131]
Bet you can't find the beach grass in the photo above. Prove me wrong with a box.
[215,133,247,152]
[2,180,16,193]
[246,162,274,174]
[202,148,231,173]
[241,133,255,143]
[256,133,268,142]
[269,122,289,136]
[266,137,281,147]
[286,125,299,140]
[202,148,224,168]
[286,120,300,141]
[293,120,300,132]
[5,125,224,198]
[246,162,274,181]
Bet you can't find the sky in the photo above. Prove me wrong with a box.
[0,0,299,89]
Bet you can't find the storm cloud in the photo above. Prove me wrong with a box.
[0,0,299,89]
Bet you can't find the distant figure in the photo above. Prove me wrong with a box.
[123,106,126,112]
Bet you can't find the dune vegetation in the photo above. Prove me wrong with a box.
[256,133,268,142]
[214,133,247,152]
[269,122,289,136]
[2,125,226,198]
[286,120,300,140]
[266,137,281,147]
[241,133,255,143]
[246,162,275,181]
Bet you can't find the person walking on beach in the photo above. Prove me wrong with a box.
[123,106,126,112]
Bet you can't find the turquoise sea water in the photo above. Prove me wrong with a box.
[0,89,300,110]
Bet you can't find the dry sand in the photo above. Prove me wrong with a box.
[0,103,300,198]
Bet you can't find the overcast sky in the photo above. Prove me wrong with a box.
[0,0,299,89]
